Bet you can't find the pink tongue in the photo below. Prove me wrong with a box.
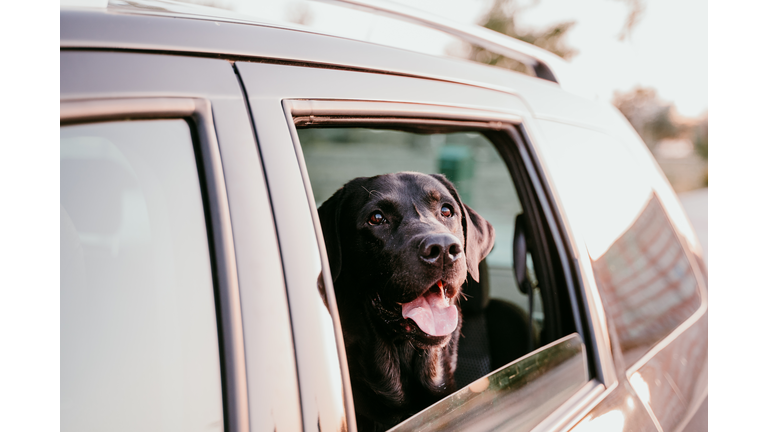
[401,289,458,336]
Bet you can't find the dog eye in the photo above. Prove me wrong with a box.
[441,205,454,217]
[369,212,386,225]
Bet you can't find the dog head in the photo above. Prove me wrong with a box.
[318,172,495,348]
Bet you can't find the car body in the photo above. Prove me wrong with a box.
[60,1,708,431]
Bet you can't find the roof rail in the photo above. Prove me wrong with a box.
[318,0,565,84]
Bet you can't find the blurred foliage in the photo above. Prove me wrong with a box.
[286,1,314,26]
[613,87,708,191]
[693,115,708,187]
[467,0,576,73]
[692,115,708,160]
[612,87,681,150]
[614,0,646,41]
[467,0,647,73]
[479,0,578,60]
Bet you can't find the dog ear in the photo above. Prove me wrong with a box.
[462,203,496,282]
[431,174,495,283]
[317,185,346,282]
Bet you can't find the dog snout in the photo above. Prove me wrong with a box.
[419,233,463,266]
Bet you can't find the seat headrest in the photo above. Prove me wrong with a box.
[460,259,490,315]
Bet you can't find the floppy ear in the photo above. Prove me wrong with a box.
[317,185,346,282]
[463,204,496,282]
[431,174,495,283]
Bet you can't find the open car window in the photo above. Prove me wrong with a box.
[299,127,546,346]
[295,121,585,430]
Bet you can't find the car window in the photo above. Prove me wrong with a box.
[591,193,702,366]
[532,119,704,370]
[299,128,546,359]
[296,125,583,429]
[60,120,223,432]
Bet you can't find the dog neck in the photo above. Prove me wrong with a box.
[344,307,460,428]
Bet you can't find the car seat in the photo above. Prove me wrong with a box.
[455,259,539,389]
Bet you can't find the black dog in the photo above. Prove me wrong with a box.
[318,172,495,430]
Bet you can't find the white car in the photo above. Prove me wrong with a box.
[60,1,708,431]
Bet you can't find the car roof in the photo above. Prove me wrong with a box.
[63,0,568,81]
[60,0,619,132]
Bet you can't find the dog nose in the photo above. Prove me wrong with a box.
[419,234,463,266]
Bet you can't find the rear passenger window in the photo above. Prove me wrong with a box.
[592,194,701,366]
[299,128,548,369]
[296,124,585,430]
[60,120,223,432]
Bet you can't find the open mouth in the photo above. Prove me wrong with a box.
[401,280,458,337]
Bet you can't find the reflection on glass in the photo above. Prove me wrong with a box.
[592,193,701,366]
[231,0,463,57]
[389,334,587,432]
[633,312,707,431]
[199,0,527,74]
[571,410,626,432]
[629,372,651,405]
[61,121,223,432]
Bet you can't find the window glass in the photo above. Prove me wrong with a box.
[390,334,587,432]
[592,194,701,366]
[297,127,577,429]
[60,120,223,432]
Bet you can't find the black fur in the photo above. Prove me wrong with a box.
[318,172,495,430]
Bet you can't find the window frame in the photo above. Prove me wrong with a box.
[60,97,248,432]
[281,98,604,430]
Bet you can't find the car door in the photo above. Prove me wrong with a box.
[60,51,301,432]
[236,60,662,432]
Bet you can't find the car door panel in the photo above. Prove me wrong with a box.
[235,62,531,116]
[568,380,659,432]
[237,60,558,432]
[238,79,354,432]
[628,312,708,432]
[60,51,302,432]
